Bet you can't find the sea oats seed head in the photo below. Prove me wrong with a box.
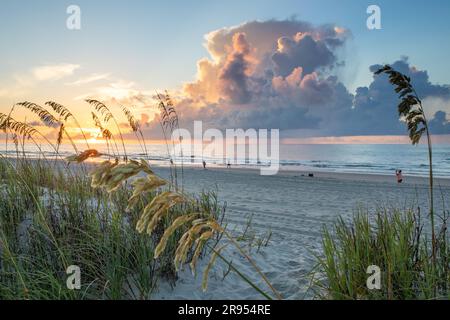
[202,245,227,292]
[154,213,199,259]
[66,149,101,163]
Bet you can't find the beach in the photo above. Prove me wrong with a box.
[3,157,448,299]
[151,166,450,299]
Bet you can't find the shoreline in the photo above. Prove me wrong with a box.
[149,162,450,187]
[3,155,450,186]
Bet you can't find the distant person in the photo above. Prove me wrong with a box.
[202,160,206,169]
[227,162,231,168]
[396,170,403,183]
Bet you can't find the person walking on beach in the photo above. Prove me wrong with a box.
[396,170,403,183]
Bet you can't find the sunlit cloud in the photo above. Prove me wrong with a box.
[76,80,140,101]
[67,73,111,86]
[32,63,80,81]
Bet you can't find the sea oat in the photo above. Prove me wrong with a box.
[202,245,227,292]
[136,191,186,234]
[190,230,214,275]
[154,213,199,259]
[126,175,167,211]
[16,102,59,127]
[66,149,102,163]
[0,113,38,138]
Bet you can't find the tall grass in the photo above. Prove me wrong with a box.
[312,207,449,300]
[0,156,224,299]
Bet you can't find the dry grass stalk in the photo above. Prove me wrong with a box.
[46,101,91,149]
[16,101,79,153]
[121,105,149,157]
[126,175,167,211]
[91,112,112,140]
[154,213,199,259]
[136,191,185,234]
[45,101,73,121]
[16,102,59,127]
[88,158,153,193]
[86,99,127,160]
[0,113,38,138]
[121,105,139,132]
[202,245,227,292]
[66,149,102,163]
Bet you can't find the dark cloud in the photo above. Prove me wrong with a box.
[27,120,60,129]
[429,111,450,134]
[218,33,252,104]
[272,34,336,76]
[336,58,450,136]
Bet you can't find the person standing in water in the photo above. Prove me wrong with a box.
[396,170,403,183]
[203,160,206,169]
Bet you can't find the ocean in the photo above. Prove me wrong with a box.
[1,142,449,178]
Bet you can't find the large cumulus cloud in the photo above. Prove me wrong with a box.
[165,19,352,133]
[135,19,450,138]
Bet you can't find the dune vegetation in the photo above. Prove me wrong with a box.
[312,207,449,299]
[0,156,221,299]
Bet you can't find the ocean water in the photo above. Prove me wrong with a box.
[279,144,450,177]
[1,142,449,178]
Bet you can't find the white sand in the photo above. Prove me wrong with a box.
[151,166,450,300]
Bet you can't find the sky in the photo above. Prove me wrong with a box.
[1,0,450,142]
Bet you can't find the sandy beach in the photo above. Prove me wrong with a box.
[3,157,448,299]
[150,166,450,299]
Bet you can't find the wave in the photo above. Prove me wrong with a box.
[2,144,450,178]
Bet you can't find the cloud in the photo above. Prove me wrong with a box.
[140,113,150,127]
[218,32,253,104]
[75,80,153,106]
[32,63,80,81]
[0,63,81,99]
[341,58,450,136]
[272,32,337,76]
[26,120,59,129]
[429,111,450,134]
[67,73,110,86]
[174,19,450,137]
[169,19,351,133]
